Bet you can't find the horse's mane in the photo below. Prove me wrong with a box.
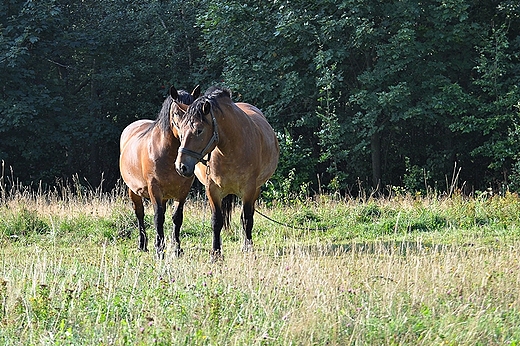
[153,89,195,133]
[184,86,231,124]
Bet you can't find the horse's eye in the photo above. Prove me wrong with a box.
[196,128,203,136]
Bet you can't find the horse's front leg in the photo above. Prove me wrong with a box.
[152,198,167,259]
[129,189,148,252]
[171,200,185,257]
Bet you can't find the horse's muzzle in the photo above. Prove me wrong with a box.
[175,160,195,178]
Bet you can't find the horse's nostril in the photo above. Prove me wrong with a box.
[177,163,191,177]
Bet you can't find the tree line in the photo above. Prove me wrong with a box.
[1,0,519,196]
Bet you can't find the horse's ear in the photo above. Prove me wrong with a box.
[192,85,201,99]
[202,101,211,115]
[169,86,178,99]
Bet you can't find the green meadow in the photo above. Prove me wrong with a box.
[1,185,520,345]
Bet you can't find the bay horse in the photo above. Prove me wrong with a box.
[171,86,279,258]
[119,85,200,258]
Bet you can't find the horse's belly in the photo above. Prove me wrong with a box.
[120,140,150,198]
[120,168,150,198]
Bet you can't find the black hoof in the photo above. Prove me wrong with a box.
[243,239,254,252]
[173,247,184,258]
[210,250,224,263]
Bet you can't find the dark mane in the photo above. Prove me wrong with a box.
[204,86,231,99]
[155,95,175,132]
[183,86,231,124]
[153,89,195,133]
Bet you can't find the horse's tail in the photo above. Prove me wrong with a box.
[221,194,235,230]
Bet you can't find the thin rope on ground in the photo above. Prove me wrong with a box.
[254,209,337,231]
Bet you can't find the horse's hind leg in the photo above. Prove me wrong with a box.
[210,207,224,261]
[208,194,224,261]
[171,200,185,257]
[129,189,148,252]
[241,200,255,252]
[241,188,260,252]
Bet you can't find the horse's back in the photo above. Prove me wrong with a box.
[235,102,279,182]
[120,120,153,151]
[235,103,277,143]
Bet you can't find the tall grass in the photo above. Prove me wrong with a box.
[1,178,520,344]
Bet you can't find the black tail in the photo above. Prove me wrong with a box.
[221,194,235,230]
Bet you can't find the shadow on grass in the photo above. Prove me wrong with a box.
[272,240,480,257]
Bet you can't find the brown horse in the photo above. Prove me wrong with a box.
[171,86,279,258]
[119,85,200,258]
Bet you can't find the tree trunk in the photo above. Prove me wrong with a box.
[371,131,382,192]
[90,59,100,186]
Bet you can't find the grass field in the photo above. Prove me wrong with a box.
[1,184,520,345]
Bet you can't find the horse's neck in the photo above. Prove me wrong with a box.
[214,105,247,153]
[152,126,178,152]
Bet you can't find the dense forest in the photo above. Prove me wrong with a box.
[1,0,519,196]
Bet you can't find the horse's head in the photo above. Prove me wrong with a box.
[169,85,200,137]
[174,96,219,178]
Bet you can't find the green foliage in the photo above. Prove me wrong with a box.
[403,157,431,194]
[0,206,50,237]
[1,0,202,187]
[451,20,520,182]
[2,0,520,195]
